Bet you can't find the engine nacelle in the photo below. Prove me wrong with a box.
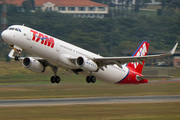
[76,56,99,72]
[22,57,45,73]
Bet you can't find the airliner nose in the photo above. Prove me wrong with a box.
[1,30,8,41]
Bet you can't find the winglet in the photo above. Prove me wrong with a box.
[169,43,178,55]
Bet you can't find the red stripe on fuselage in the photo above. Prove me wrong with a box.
[117,68,148,84]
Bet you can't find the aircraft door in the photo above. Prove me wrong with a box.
[25,28,33,49]
[56,43,60,52]
[26,28,31,40]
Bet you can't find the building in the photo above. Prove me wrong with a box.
[1,0,108,18]
[146,0,161,5]
[174,56,180,67]
[112,0,161,6]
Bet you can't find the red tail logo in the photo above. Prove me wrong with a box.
[127,41,149,74]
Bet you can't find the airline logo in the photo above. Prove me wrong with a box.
[30,30,54,48]
[132,43,147,69]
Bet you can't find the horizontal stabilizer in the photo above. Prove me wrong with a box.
[137,75,172,80]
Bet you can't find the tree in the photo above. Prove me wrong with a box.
[119,0,125,16]
[91,0,112,4]
[168,0,180,9]
[156,0,171,10]
[134,0,151,13]
[7,4,18,15]
[156,0,180,15]
[4,9,180,57]
[125,0,132,12]
[22,0,35,12]
[4,53,11,62]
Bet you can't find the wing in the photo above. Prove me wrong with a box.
[8,48,51,67]
[94,43,178,68]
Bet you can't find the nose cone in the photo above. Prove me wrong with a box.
[1,30,8,41]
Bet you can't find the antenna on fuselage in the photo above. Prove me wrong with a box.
[22,24,25,26]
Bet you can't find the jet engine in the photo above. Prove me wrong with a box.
[76,56,99,72]
[22,57,45,73]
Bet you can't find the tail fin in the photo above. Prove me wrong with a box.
[127,41,149,74]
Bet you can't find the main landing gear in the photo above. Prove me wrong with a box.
[49,66,97,84]
[86,76,96,83]
[51,76,61,83]
[50,66,61,84]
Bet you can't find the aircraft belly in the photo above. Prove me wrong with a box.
[93,65,129,84]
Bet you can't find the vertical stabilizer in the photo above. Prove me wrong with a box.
[127,41,149,74]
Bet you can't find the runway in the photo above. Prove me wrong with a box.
[0,95,180,106]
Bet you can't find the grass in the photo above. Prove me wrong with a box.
[0,61,180,85]
[0,82,180,100]
[0,61,180,99]
[0,61,87,85]
[0,103,180,120]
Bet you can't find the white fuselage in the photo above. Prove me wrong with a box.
[2,25,129,84]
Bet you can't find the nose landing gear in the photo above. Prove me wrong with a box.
[15,51,21,61]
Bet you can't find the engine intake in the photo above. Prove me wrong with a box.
[76,57,84,66]
[22,57,45,73]
[76,56,99,72]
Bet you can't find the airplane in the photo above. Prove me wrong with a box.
[1,25,178,84]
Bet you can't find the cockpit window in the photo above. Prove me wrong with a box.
[8,27,21,32]
[9,28,15,30]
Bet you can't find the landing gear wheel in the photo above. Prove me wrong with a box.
[15,56,20,61]
[86,76,91,83]
[55,76,61,83]
[51,76,55,83]
[90,76,96,83]
[86,76,96,83]
[50,76,61,84]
